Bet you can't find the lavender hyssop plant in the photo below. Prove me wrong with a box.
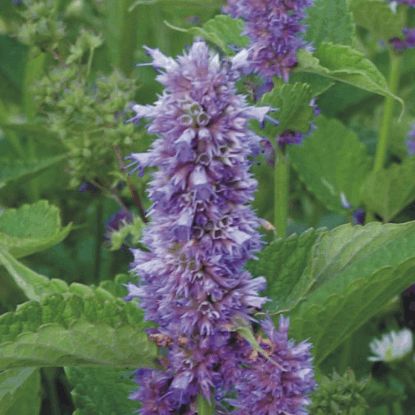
[126,41,315,414]
[225,0,315,150]
[225,0,313,82]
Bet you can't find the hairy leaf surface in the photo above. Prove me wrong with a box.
[258,83,314,138]
[0,368,41,415]
[297,43,403,106]
[349,0,405,40]
[167,15,248,54]
[0,293,157,369]
[0,155,65,190]
[0,201,71,258]
[305,0,355,46]
[66,367,136,415]
[289,116,371,213]
[362,158,415,221]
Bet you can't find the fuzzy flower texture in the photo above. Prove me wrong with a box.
[126,41,314,414]
[225,0,313,81]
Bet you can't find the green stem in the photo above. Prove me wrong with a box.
[274,148,290,237]
[337,336,352,373]
[392,402,404,415]
[373,51,402,172]
[94,200,104,283]
[86,47,95,78]
[43,368,60,415]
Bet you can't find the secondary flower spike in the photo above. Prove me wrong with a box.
[389,0,415,51]
[225,0,314,81]
[127,40,315,413]
[232,317,315,414]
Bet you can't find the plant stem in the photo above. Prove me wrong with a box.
[392,402,404,415]
[114,145,148,223]
[274,147,290,237]
[373,51,402,172]
[94,199,103,283]
[43,368,60,415]
[86,47,95,78]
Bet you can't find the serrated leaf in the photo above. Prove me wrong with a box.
[288,221,415,364]
[0,201,71,258]
[0,155,66,190]
[362,158,415,221]
[65,367,136,415]
[257,82,314,138]
[297,42,403,107]
[289,116,371,213]
[0,249,69,301]
[248,229,323,313]
[290,73,334,96]
[166,15,248,54]
[0,368,41,415]
[99,274,131,298]
[0,292,157,370]
[0,250,130,305]
[305,0,355,46]
[349,0,405,40]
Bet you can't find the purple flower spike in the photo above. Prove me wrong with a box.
[127,41,315,413]
[225,0,314,81]
[232,317,315,415]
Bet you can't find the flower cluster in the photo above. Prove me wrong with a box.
[225,0,313,81]
[126,41,315,413]
[368,328,413,363]
[310,370,368,414]
[390,28,415,51]
[390,0,415,51]
[232,318,315,414]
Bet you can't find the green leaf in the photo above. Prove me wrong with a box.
[248,229,323,313]
[297,42,403,107]
[0,292,157,370]
[0,155,66,190]
[99,274,131,298]
[362,158,415,222]
[349,0,405,40]
[65,367,136,415]
[166,15,249,54]
[197,394,215,415]
[305,0,355,46]
[290,73,334,96]
[288,221,415,364]
[289,116,371,213]
[257,82,314,138]
[0,249,69,301]
[0,35,27,103]
[0,368,41,415]
[0,201,71,258]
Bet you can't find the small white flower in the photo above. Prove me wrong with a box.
[368,329,413,363]
[389,1,398,14]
